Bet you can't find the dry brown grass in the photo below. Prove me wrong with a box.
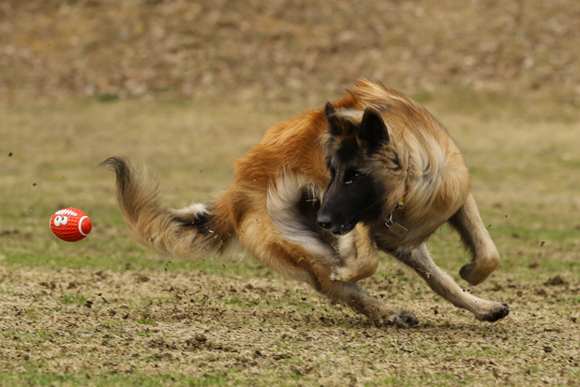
[1,261,579,386]
[2,1,580,106]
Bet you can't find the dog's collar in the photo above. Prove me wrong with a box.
[395,184,409,210]
[385,160,412,236]
[394,159,412,210]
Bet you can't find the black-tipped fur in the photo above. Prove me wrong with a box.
[100,157,135,217]
[101,157,232,260]
[101,79,508,327]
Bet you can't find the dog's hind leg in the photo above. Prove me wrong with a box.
[448,193,501,286]
[239,210,417,327]
[390,245,509,322]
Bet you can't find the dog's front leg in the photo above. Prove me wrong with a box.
[313,277,418,327]
[239,210,417,327]
[449,193,500,285]
[390,245,509,322]
[331,224,379,283]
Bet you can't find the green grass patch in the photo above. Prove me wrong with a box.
[0,372,232,387]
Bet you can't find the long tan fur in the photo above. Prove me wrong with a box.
[103,79,509,327]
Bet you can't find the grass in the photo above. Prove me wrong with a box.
[1,95,579,386]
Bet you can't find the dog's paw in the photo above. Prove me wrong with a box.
[477,302,510,322]
[377,310,418,328]
[460,257,499,286]
[330,266,358,284]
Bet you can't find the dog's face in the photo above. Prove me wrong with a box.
[317,103,398,235]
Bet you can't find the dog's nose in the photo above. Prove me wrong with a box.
[316,214,333,230]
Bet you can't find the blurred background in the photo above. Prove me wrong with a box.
[2,0,579,108]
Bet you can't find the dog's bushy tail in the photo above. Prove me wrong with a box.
[101,157,236,260]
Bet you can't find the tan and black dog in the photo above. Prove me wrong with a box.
[103,79,509,327]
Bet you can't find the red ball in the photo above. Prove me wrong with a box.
[50,207,92,242]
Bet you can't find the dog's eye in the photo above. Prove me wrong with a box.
[344,170,363,185]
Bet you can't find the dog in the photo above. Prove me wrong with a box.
[103,79,509,327]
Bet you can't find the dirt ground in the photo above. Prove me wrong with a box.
[1,260,579,386]
[1,1,580,386]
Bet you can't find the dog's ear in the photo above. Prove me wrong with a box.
[325,102,356,137]
[359,107,389,152]
[324,102,336,118]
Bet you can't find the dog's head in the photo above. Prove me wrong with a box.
[317,103,407,235]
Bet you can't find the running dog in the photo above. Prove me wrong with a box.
[102,79,509,327]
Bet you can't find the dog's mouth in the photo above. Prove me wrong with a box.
[330,218,357,236]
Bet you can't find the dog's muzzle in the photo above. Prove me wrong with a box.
[316,214,356,235]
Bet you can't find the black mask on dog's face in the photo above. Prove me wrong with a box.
[317,103,388,235]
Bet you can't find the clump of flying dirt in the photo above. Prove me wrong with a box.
[544,275,568,287]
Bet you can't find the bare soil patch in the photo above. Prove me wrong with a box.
[1,263,579,386]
